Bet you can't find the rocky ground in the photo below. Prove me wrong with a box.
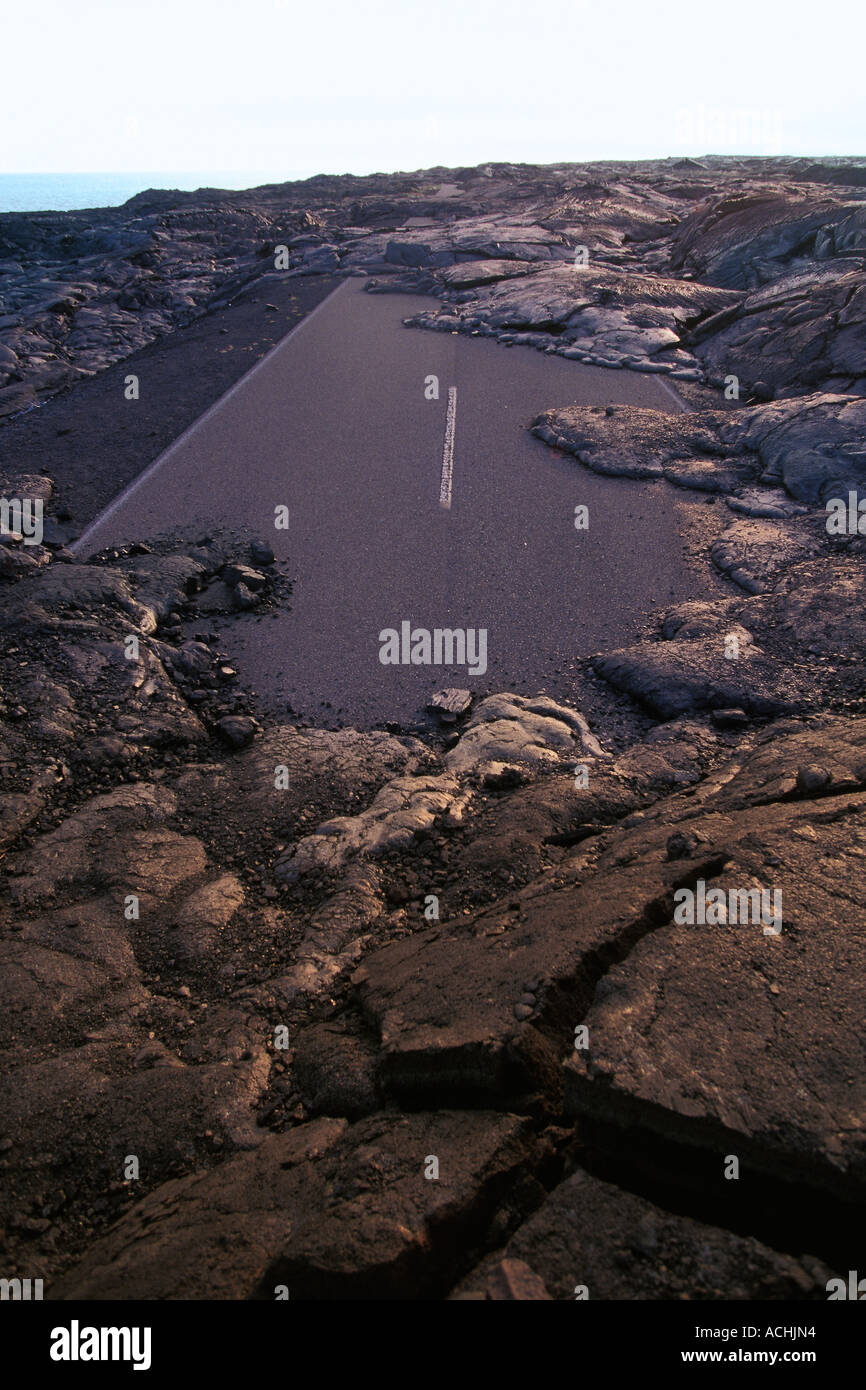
[1,156,864,1300]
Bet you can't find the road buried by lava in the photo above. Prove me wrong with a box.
[73,278,707,727]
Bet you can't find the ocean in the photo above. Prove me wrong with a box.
[0,172,305,214]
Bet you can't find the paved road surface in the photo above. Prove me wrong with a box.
[75,277,700,727]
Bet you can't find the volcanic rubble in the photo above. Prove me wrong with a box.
[1,156,864,1299]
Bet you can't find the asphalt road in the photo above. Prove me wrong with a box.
[75,277,701,727]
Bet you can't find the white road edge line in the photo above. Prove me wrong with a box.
[439,385,457,509]
[72,276,354,555]
[653,372,694,414]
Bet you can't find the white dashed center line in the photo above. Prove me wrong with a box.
[439,385,457,509]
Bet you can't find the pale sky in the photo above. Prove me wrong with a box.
[5,0,865,177]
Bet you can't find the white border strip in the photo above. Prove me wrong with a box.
[72,276,353,554]
[652,372,693,414]
[439,385,457,509]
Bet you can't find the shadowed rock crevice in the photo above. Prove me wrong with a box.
[572,1119,864,1273]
